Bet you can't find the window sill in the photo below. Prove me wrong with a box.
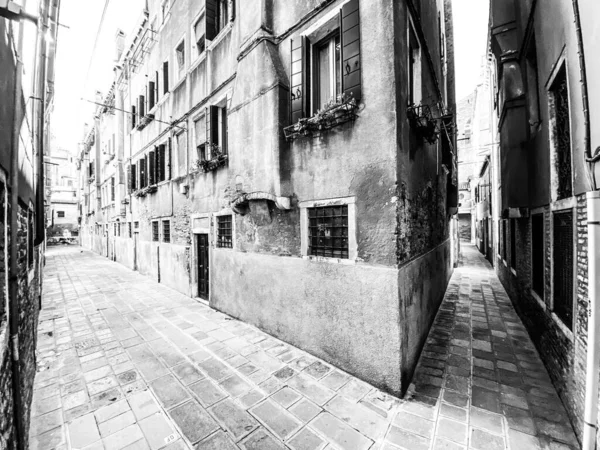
[171,76,186,93]
[510,267,517,276]
[189,52,207,73]
[550,311,574,342]
[302,255,356,266]
[531,289,546,310]
[550,197,576,212]
[207,23,233,51]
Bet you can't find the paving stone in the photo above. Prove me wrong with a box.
[68,412,100,448]
[29,425,67,450]
[471,386,501,413]
[194,430,238,449]
[198,357,233,381]
[287,373,335,406]
[30,408,64,437]
[220,373,252,397]
[99,410,136,437]
[325,394,388,440]
[469,407,503,435]
[439,403,467,422]
[240,428,286,450]
[209,398,259,441]
[508,428,541,449]
[311,412,373,450]
[393,410,435,439]
[271,387,302,408]
[169,400,218,443]
[287,427,325,450]
[385,425,430,450]
[149,374,190,408]
[189,379,227,407]
[95,398,131,423]
[138,412,178,450]
[289,398,322,423]
[470,428,504,450]
[240,389,267,408]
[250,399,302,441]
[436,417,467,444]
[103,423,145,449]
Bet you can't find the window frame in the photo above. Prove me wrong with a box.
[174,37,186,82]
[151,220,160,242]
[162,219,171,243]
[312,31,342,114]
[57,210,65,218]
[299,196,357,263]
[214,210,234,249]
[408,19,422,107]
[215,0,229,36]
[192,10,207,60]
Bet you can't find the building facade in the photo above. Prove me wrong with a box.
[489,0,600,444]
[78,0,457,397]
[47,147,79,240]
[0,0,59,448]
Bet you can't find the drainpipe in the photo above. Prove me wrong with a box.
[9,2,28,448]
[584,190,600,449]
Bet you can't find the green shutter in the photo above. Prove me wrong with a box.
[341,0,361,102]
[290,36,307,124]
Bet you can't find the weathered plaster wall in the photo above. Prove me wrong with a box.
[211,250,403,395]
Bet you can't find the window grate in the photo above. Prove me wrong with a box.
[217,215,233,248]
[510,219,516,269]
[152,221,159,242]
[308,205,349,259]
[162,220,171,243]
[531,214,544,298]
[551,66,572,200]
[553,211,573,329]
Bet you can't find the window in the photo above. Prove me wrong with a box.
[139,158,147,188]
[152,221,159,242]
[131,105,137,128]
[314,33,341,112]
[502,220,507,262]
[128,222,132,238]
[161,0,170,23]
[27,210,34,268]
[531,214,544,298]
[176,132,186,176]
[114,223,117,236]
[149,80,156,110]
[510,218,516,269]
[175,40,185,80]
[525,31,540,134]
[162,220,171,243]
[553,210,574,330]
[194,115,207,164]
[216,215,233,248]
[88,162,95,178]
[308,205,349,259]
[138,94,146,119]
[156,144,168,183]
[289,0,361,123]
[57,211,65,218]
[193,13,206,56]
[154,71,160,103]
[216,0,229,35]
[134,221,140,230]
[111,177,115,202]
[549,64,572,200]
[408,24,422,106]
[129,163,137,192]
[163,61,170,94]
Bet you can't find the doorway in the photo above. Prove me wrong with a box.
[197,233,209,299]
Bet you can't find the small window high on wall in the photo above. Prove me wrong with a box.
[549,63,572,200]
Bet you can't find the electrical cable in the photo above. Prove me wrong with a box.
[82,0,111,95]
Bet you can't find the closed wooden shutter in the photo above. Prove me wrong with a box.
[148,150,155,185]
[341,0,361,102]
[206,105,219,147]
[229,0,235,22]
[290,36,307,124]
[149,81,156,109]
[167,138,172,179]
[222,106,228,155]
[139,158,146,187]
[163,61,169,94]
[131,105,136,128]
[155,71,159,103]
[138,95,145,118]
[131,163,136,192]
[127,165,133,193]
[206,0,217,41]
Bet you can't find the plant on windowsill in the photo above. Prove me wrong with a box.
[133,185,158,198]
[136,113,155,131]
[88,176,95,184]
[283,93,359,141]
[193,144,228,173]
[407,104,439,144]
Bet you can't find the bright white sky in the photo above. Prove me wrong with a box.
[51,0,490,151]
[52,0,144,151]
[452,0,490,100]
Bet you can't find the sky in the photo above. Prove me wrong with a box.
[50,0,490,152]
[52,0,145,152]
[452,0,490,101]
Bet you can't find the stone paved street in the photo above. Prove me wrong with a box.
[29,244,579,450]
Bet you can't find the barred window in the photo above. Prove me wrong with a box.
[553,210,574,330]
[308,205,349,259]
[217,215,233,248]
[550,64,572,200]
[162,220,171,243]
[152,221,159,242]
[134,221,140,230]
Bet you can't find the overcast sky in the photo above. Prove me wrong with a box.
[51,0,490,151]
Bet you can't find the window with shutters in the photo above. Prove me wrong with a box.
[152,220,159,241]
[139,158,147,188]
[525,30,540,135]
[148,149,156,186]
[175,39,185,81]
[163,60,170,94]
[175,132,186,177]
[161,0,170,24]
[111,177,115,202]
[131,105,137,129]
[138,94,146,118]
[193,13,206,57]
[510,218,516,270]
[216,0,228,34]
[162,220,171,243]
[553,210,574,330]
[193,104,228,172]
[128,222,132,238]
[57,211,65,218]
[149,80,156,110]
[194,115,207,165]
[286,0,361,137]
[130,163,137,192]
[549,63,572,200]
[216,215,233,248]
[531,213,544,299]
[408,22,422,106]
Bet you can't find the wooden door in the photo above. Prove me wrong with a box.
[197,234,209,299]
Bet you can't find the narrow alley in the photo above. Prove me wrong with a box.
[28,245,578,450]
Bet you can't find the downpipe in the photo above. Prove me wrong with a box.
[584,191,600,449]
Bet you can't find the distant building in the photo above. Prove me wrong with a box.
[77,0,458,396]
[489,0,600,445]
[46,148,79,239]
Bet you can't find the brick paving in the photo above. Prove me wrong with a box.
[29,244,579,449]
